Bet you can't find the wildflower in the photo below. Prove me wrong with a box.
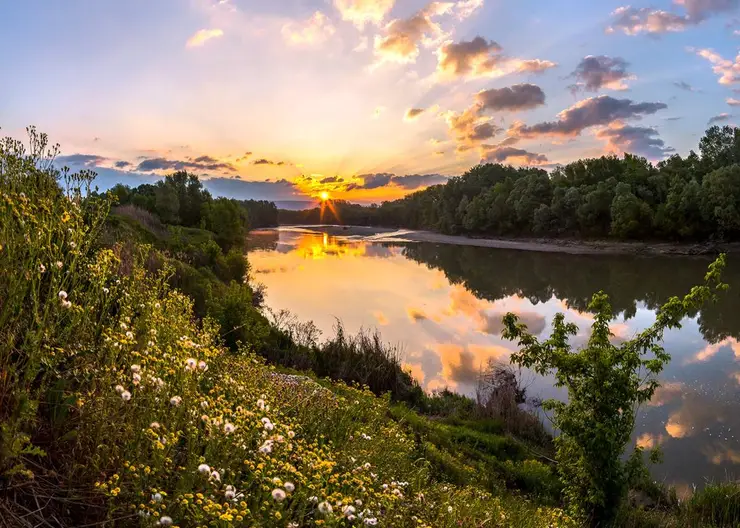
[200,401,209,410]
[257,398,266,410]
[348,515,356,522]
[288,430,295,439]
[159,516,173,526]
[224,422,235,434]
[284,482,295,492]
[132,373,141,385]
[152,492,163,502]
[121,391,131,401]
[201,414,209,422]
[185,358,196,370]
[170,396,181,406]
[343,505,356,517]
[197,464,210,476]
[125,331,134,339]
[211,470,221,481]
[355,499,363,506]
[364,518,378,526]
[225,485,236,500]
[150,422,160,430]
[258,441,273,454]
[61,300,72,309]
[130,365,141,373]
[55,261,63,269]
[271,488,286,502]
[447,506,453,513]
[103,287,109,294]
[154,302,161,309]
[309,496,318,503]
[318,501,333,514]
[115,385,125,394]
[39,263,46,273]
[69,241,76,249]
[197,360,208,371]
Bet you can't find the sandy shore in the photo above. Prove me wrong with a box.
[276,224,740,256]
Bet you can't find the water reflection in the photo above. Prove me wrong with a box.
[247,227,740,488]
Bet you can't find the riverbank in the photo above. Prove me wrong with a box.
[277,224,740,256]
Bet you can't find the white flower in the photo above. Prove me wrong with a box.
[211,470,220,481]
[61,300,72,309]
[348,514,356,521]
[343,505,356,517]
[309,496,318,503]
[258,441,273,454]
[197,463,210,476]
[225,486,236,500]
[55,261,63,269]
[130,364,141,373]
[154,302,161,309]
[39,263,46,273]
[288,430,295,439]
[284,481,295,492]
[197,360,208,371]
[271,488,286,502]
[224,422,235,434]
[200,401,209,410]
[125,331,133,339]
[103,287,109,294]
[69,241,76,249]
[121,390,131,401]
[355,499,363,506]
[201,414,209,422]
[257,398,266,410]
[185,358,196,370]
[364,518,378,526]
[152,492,163,502]
[150,422,160,430]
[159,516,173,526]
[318,501,333,514]
[447,506,453,513]
[170,396,181,406]
[132,373,141,385]
[115,385,124,394]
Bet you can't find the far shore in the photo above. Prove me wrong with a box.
[268,224,740,256]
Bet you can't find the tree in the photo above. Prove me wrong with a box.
[502,256,727,525]
[699,125,740,172]
[610,183,653,239]
[154,183,180,224]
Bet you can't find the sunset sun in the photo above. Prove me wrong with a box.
[320,191,330,201]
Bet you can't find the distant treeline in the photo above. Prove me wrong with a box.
[108,171,278,247]
[280,126,740,242]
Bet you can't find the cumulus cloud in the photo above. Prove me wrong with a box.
[282,11,335,45]
[455,0,485,19]
[436,36,555,79]
[481,146,548,165]
[674,80,700,91]
[355,173,448,190]
[58,154,108,167]
[728,97,740,105]
[404,108,426,121]
[334,0,395,28]
[320,176,343,183]
[186,28,224,48]
[114,160,132,169]
[595,123,674,159]
[373,3,450,64]
[253,158,287,166]
[510,95,667,138]
[136,156,236,173]
[444,106,502,152]
[476,83,546,112]
[203,177,303,201]
[708,112,732,124]
[607,0,740,35]
[568,55,634,93]
[694,48,740,85]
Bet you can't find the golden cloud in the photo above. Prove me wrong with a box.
[186,28,224,48]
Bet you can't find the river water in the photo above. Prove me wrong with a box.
[247,225,740,493]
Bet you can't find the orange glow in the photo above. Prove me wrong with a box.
[320,190,330,201]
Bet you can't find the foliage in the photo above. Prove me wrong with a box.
[501,257,727,525]
[281,126,740,243]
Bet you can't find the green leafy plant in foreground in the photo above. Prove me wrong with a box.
[502,256,727,526]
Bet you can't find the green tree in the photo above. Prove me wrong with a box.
[502,256,727,525]
[610,183,653,239]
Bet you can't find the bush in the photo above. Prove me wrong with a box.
[684,483,740,527]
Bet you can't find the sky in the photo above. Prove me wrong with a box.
[2,0,740,203]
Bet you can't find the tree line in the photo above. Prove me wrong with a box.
[108,171,278,247]
[280,126,740,242]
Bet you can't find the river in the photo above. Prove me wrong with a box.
[247,225,740,494]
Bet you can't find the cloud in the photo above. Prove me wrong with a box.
[445,106,502,152]
[596,123,674,159]
[253,158,287,166]
[694,48,740,85]
[114,160,132,169]
[282,11,335,45]
[708,112,732,124]
[511,95,667,138]
[674,80,699,91]
[57,154,108,167]
[360,173,393,189]
[373,3,450,64]
[481,146,549,165]
[319,176,343,184]
[203,177,302,201]
[334,0,395,28]
[353,172,448,190]
[436,343,511,385]
[404,108,426,121]
[729,97,740,106]
[407,306,431,322]
[186,28,224,48]
[373,310,389,326]
[436,36,555,79]
[609,1,740,35]
[478,310,546,335]
[476,83,546,112]
[455,0,485,19]
[136,156,237,173]
[568,55,634,93]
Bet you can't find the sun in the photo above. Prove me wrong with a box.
[320,191,330,201]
